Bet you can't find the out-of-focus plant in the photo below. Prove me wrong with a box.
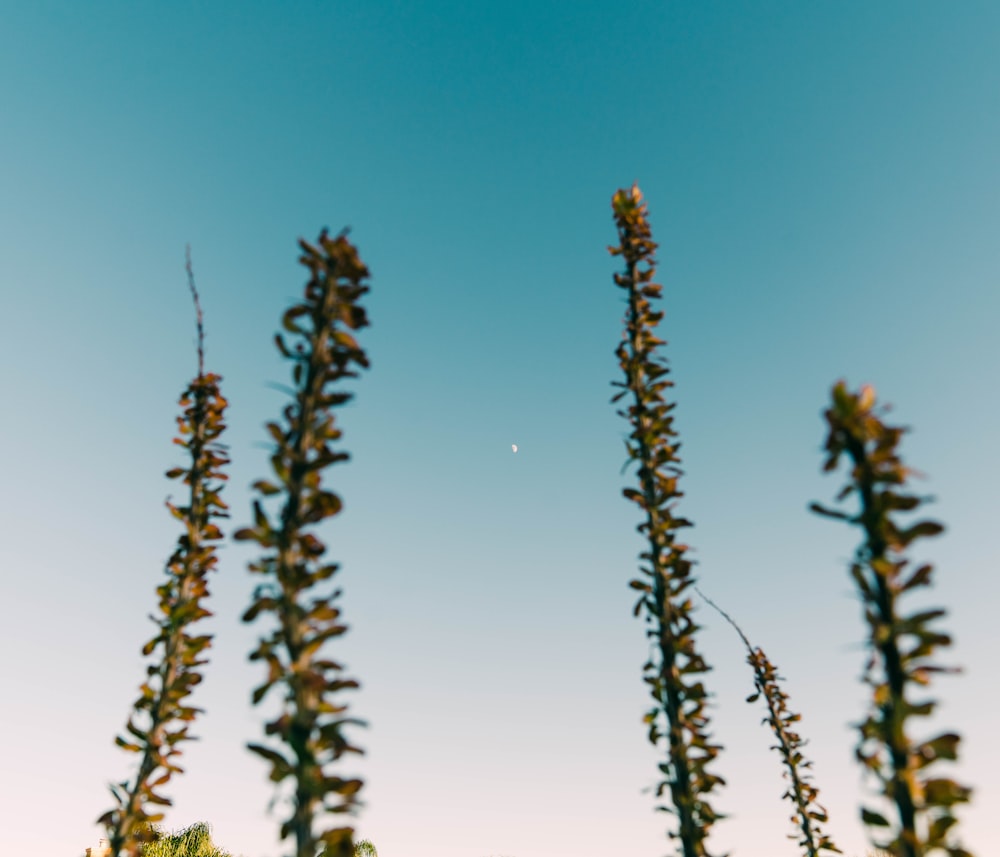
[100,252,230,857]
[610,184,724,857]
[697,588,840,857]
[236,229,370,857]
[812,381,973,857]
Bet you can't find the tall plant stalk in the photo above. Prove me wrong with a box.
[100,251,230,857]
[610,184,723,857]
[236,229,370,857]
[697,589,840,857]
[812,381,973,857]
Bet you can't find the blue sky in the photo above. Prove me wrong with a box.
[1,3,998,857]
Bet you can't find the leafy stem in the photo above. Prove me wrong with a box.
[236,228,370,857]
[697,588,840,857]
[813,381,973,857]
[610,184,723,857]
[101,254,230,857]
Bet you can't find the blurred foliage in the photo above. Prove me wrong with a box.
[813,382,973,857]
[698,589,840,857]
[101,253,230,857]
[610,184,724,857]
[235,229,370,857]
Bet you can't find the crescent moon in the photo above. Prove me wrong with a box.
[511,444,518,453]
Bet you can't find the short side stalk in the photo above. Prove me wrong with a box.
[697,589,840,857]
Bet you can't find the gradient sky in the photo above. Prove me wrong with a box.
[2,4,998,857]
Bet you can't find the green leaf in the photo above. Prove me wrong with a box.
[808,502,851,521]
[251,479,282,496]
[247,743,293,782]
[860,807,890,826]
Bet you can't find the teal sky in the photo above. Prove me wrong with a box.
[2,4,998,857]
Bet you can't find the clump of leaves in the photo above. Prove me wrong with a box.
[141,821,232,857]
[236,229,370,857]
[101,252,230,857]
[610,184,724,857]
[812,381,973,857]
[697,588,840,857]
